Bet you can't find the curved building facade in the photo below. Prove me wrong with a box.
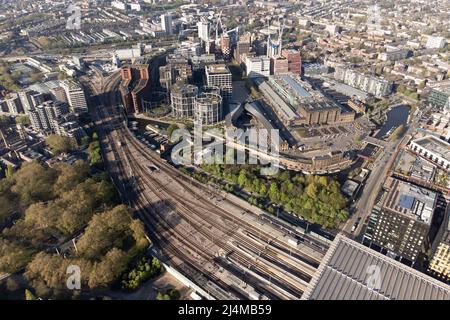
[171,84,198,118]
[195,92,223,125]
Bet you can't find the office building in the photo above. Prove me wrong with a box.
[429,205,450,282]
[161,13,173,35]
[205,64,232,102]
[428,203,450,282]
[245,56,271,78]
[364,178,438,262]
[428,81,450,109]
[281,49,302,75]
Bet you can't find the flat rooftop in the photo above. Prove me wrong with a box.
[268,75,341,112]
[302,234,450,300]
[412,135,450,162]
[302,101,340,112]
[206,64,231,74]
[382,177,437,224]
[394,150,436,183]
[430,80,450,94]
[280,74,311,98]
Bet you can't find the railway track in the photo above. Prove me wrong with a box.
[97,109,243,300]
[89,74,328,299]
[119,127,312,297]
[121,125,323,266]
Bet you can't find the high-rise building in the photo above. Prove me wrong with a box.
[271,56,289,75]
[281,49,302,75]
[197,17,210,42]
[29,100,70,133]
[205,64,232,102]
[49,86,69,104]
[171,83,198,118]
[429,204,450,282]
[234,37,251,64]
[245,56,271,78]
[220,34,231,59]
[161,13,173,35]
[119,64,151,114]
[60,80,88,113]
[267,35,281,59]
[364,177,438,262]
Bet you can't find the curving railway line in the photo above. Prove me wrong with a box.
[86,72,329,300]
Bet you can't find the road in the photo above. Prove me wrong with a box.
[343,138,400,236]
[86,72,329,300]
[344,104,425,237]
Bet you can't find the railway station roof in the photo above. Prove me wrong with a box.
[302,234,450,300]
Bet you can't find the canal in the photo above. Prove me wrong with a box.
[375,104,410,139]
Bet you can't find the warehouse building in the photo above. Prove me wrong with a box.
[260,75,355,125]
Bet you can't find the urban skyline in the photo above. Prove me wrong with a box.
[0,0,449,306]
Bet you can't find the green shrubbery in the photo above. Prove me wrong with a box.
[156,288,180,300]
[121,256,163,291]
[88,132,102,166]
[196,164,348,229]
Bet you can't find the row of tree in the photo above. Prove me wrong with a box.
[197,164,348,229]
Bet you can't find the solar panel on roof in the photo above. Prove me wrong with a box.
[398,194,415,210]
